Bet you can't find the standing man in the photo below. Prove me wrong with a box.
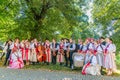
[63,38,69,67]
[68,38,76,69]
[3,39,13,66]
[51,39,59,65]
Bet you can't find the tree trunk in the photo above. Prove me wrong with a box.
[25,0,52,39]
[30,24,39,39]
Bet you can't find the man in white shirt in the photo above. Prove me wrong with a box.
[51,39,59,65]
[4,39,13,66]
[68,39,76,69]
[63,38,69,67]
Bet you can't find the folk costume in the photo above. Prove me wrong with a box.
[51,42,59,64]
[111,43,117,72]
[25,41,30,65]
[3,42,12,66]
[77,43,84,53]
[57,42,64,65]
[63,41,69,66]
[69,42,76,69]
[104,43,114,69]
[30,42,37,64]
[96,44,105,67]
[20,41,25,61]
[8,43,24,69]
[82,53,101,75]
[45,42,51,64]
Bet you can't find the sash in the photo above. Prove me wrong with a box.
[103,44,110,65]
[9,54,13,66]
[17,58,23,69]
[59,43,64,53]
[84,43,92,53]
[58,43,64,62]
[25,48,29,61]
[104,44,110,55]
[20,47,24,59]
[59,53,62,62]
[82,62,91,75]
[12,44,19,53]
[25,44,30,61]
[14,52,23,69]
[82,56,94,75]
[87,43,91,50]
[47,48,50,62]
[94,46,99,55]
[79,45,83,53]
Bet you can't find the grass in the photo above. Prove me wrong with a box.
[24,63,74,72]
[25,63,120,76]
[0,59,120,76]
[0,51,120,76]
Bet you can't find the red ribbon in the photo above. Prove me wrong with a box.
[47,49,50,62]
[25,48,29,61]
[82,62,91,75]
[20,48,24,59]
[17,58,23,69]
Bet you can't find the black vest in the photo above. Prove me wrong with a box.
[70,44,73,48]
[52,43,58,48]
[78,44,83,50]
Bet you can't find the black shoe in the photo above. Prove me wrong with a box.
[32,62,35,65]
[60,63,62,66]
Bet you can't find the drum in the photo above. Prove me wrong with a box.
[72,52,84,67]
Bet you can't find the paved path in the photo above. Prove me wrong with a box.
[0,68,120,80]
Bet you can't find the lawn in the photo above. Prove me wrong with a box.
[0,51,120,77]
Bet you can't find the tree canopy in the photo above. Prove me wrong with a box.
[0,0,83,41]
[0,0,120,47]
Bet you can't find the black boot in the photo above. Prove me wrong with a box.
[47,62,49,65]
[60,63,63,66]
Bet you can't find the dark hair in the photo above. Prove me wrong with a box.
[5,41,9,46]
[45,38,49,41]
[8,39,12,42]
[15,37,19,40]
[100,37,105,39]
[61,38,64,41]
[109,38,113,42]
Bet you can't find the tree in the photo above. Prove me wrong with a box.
[0,0,83,41]
[93,0,120,51]
[93,0,120,33]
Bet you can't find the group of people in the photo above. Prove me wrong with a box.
[0,37,117,76]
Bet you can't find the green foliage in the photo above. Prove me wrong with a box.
[0,0,120,52]
[93,0,120,35]
[0,0,84,41]
[93,0,120,58]
[116,54,120,65]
